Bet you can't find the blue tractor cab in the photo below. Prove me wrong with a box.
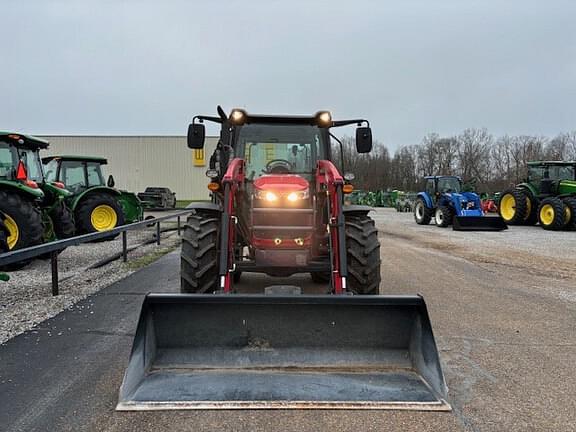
[414,176,507,231]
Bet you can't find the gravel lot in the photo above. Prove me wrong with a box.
[0,220,182,344]
[374,208,576,282]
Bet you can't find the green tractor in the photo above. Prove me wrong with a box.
[42,156,143,234]
[0,133,75,265]
[499,161,576,230]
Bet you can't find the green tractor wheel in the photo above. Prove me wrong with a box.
[499,189,529,225]
[75,193,125,237]
[51,202,76,239]
[562,197,576,230]
[0,191,44,269]
[537,197,566,231]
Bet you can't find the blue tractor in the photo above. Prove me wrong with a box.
[414,176,507,231]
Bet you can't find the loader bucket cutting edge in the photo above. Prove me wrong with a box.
[116,294,451,411]
[453,216,508,231]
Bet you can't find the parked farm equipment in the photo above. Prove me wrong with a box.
[0,133,76,268]
[43,156,143,236]
[414,175,507,231]
[499,161,576,230]
[138,187,177,210]
[117,107,449,411]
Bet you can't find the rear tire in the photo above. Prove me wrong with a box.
[75,193,125,239]
[0,191,43,270]
[51,202,76,239]
[181,213,220,293]
[537,197,566,231]
[414,198,432,225]
[345,214,381,295]
[435,206,452,228]
[562,197,576,230]
[499,189,529,225]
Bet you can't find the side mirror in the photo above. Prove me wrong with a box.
[107,175,115,188]
[355,127,373,153]
[187,123,206,149]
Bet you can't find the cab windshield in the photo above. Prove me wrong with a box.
[0,142,44,182]
[237,124,325,180]
[0,142,18,179]
[437,177,461,193]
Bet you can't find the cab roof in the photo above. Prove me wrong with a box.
[424,175,462,180]
[41,155,108,164]
[0,132,49,150]
[527,161,576,166]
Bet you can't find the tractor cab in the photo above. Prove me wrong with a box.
[43,156,111,194]
[0,133,49,190]
[423,175,462,203]
[526,161,576,195]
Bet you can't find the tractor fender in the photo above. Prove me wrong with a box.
[516,183,537,198]
[69,186,121,211]
[186,201,222,214]
[0,179,44,200]
[416,192,433,209]
[117,191,144,223]
[342,205,373,216]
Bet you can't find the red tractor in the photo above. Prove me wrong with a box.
[116,107,450,411]
[182,107,381,295]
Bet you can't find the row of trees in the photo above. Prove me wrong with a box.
[337,130,576,193]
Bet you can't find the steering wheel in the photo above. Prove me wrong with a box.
[265,159,293,174]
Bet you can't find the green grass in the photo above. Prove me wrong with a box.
[123,244,179,271]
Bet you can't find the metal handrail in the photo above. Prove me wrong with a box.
[0,210,194,295]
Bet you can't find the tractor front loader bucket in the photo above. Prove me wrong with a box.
[117,294,451,411]
[453,215,508,231]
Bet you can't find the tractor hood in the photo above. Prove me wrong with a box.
[254,175,309,192]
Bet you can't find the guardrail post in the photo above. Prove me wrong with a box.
[122,231,128,262]
[177,216,181,236]
[51,251,59,296]
[156,221,161,245]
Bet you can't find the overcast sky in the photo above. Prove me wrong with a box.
[1,0,575,150]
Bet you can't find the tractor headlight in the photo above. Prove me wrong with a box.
[315,111,332,127]
[287,190,309,202]
[229,109,247,125]
[254,189,309,202]
[254,190,278,201]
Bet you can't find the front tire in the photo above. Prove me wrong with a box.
[538,197,566,231]
[499,189,530,225]
[562,197,576,230]
[181,213,220,293]
[435,206,453,227]
[345,214,381,295]
[75,193,125,238]
[414,198,432,225]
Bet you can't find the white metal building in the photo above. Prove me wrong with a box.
[40,136,219,200]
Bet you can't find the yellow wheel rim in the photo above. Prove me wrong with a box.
[4,214,19,250]
[500,194,516,221]
[565,206,571,223]
[91,205,118,231]
[525,197,532,220]
[539,204,555,226]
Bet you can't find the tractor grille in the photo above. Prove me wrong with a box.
[252,208,313,239]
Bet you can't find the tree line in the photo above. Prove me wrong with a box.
[335,130,576,193]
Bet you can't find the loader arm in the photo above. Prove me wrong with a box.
[316,160,348,294]
[219,158,245,292]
